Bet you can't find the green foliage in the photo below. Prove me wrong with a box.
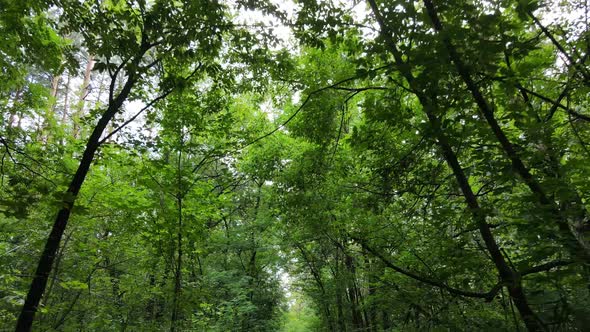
[2,0,590,331]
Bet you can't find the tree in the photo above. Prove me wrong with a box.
[2,0,590,331]
[14,0,260,329]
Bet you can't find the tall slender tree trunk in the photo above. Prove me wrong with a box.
[421,0,590,261]
[170,136,183,332]
[334,249,347,332]
[170,197,182,331]
[99,230,127,330]
[364,252,378,332]
[15,71,137,332]
[336,288,346,332]
[345,254,363,330]
[50,74,60,111]
[8,89,22,129]
[366,1,545,330]
[296,244,335,331]
[74,57,95,138]
[243,182,263,331]
[62,73,71,124]
[41,231,72,308]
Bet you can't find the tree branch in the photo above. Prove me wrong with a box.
[517,86,590,122]
[521,260,573,276]
[352,236,502,301]
[98,64,203,146]
[240,64,393,148]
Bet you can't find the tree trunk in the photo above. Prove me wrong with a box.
[345,254,363,330]
[334,250,347,332]
[62,73,71,124]
[296,244,335,331]
[170,143,183,332]
[8,88,22,129]
[15,72,137,332]
[364,253,378,332]
[421,0,590,261]
[366,1,545,330]
[41,231,72,308]
[49,74,60,111]
[74,57,95,138]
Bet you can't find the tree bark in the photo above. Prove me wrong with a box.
[41,231,72,308]
[15,70,137,332]
[49,74,60,112]
[366,0,545,330]
[62,73,71,124]
[170,140,183,332]
[74,57,95,138]
[344,254,364,330]
[421,0,590,261]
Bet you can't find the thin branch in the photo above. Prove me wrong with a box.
[0,137,58,186]
[98,89,174,145]
[98,64,203,146]
[330,90,361,165]
[108,55,133,103]
[521,260,573,276]
[453,223,504,239]
[528,10,590,84]
[352,236,502,301]
[240,64,393,148]
[330,86,391,92]
[568,111,590,158]
[518,86,590,122]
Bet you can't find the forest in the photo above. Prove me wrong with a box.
[1,0,590,331]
